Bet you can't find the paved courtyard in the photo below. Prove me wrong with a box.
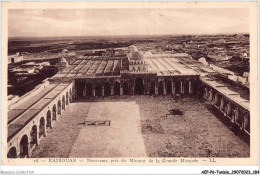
[31,96,250,158]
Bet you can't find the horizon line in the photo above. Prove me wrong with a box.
[8,33,249,39]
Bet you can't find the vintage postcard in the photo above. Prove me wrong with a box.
[1,1,258,170]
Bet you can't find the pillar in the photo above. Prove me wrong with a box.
[227,102,231,117]
[131,85,135,95]
[172,82,175,94]
[220,97,224,111]
[83,83,86,97]
[102,85,104,97]
[189,81,193,94]
[209,89,213,101]
[180,81,184,94]
[92,85,95,97]
[155,83,158,95]
[163,81,166,95]
[111,84,114,96]
[120,84,123,96]
[215,94,218,106]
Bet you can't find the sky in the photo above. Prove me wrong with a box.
[8,8,249,37]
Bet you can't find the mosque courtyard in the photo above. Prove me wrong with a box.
[31,96,250,158]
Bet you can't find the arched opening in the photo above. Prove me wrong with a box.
[95,83,102,96]
[149,82,155,95]
[52,104,57,121]
[175,81,181,94]
[19,135,29,158]
[104,82,111,96]
[69,89,73,102]
[30,125,37,147]
[7,147,17,158]
[114,82,120,95]
[123,82,129,95]
[76,81,84,98]
[39,117,45,138]
[62,96,65,110]
[86,83,92,96]
[134,77,144,95]
[46,110,52,129]
[66,91,69,105]
[166,80,172,95]
[11,58,15,64]
[184,81,189,95]
[244,113,250,132]
[57,100,61,115]
[158,81,164,95]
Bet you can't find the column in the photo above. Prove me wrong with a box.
[189,81,193,94]
[172,82,175,94]
[220,97,224,111]
[215,94,218,106]
[155,83,158,95]
[131,85,135,95]
[209,89,213,101]
[163,81,166,95]
[227,102,231,118]
[102,85,105,97]
[180,81,184,94]
[120,84,123,96]
[83,83,86,97]
[111,84,114,96]
[92,85,95,97]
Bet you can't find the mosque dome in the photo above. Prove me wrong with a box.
[131,51,145,60]
[129,45,138,52]
[61,57,67,62]
[144,51,153,57]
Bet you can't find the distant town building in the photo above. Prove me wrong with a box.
[8,52,23,64]
[198,57,208,65]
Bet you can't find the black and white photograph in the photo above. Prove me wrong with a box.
[1,1,258,174]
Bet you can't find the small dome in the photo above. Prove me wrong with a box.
[145,51,153,56]
[61,57,67,62]
[132,51,145,60]
[129,45,138,52]
[61,49,68,53]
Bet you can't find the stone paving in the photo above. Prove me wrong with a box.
[31,96,250,158]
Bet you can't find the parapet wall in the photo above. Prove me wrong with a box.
[8,79,50,110]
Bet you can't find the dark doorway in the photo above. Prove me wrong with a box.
[58,100,61,115]
[19,135,29,158]
[66,92,69,105]
[52,104,56,121]
[175,81,181,94]
[193,81,198,94]
[76,82,84,98]
[95,83,102,96]
[11,58,15,64]
[86,83,92,96]
[62,96,65,110]
[104,82,111,96]
[158,81,164,95]
[46,110,52,129]
[7,147,17,158]
[69,89,73,102]
[149,82,155,95]
[184,81,189,95]
[114,82,120,95]
[134,77,144,95]
[30,125,37,146]
[123,82,129,95]
[39,117,45,138]
[166,81,172,95]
